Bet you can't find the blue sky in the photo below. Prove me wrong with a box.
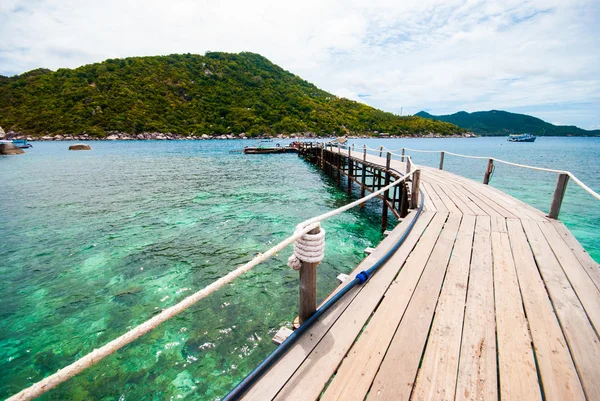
[1,0,599,129]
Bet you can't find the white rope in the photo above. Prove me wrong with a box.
[367,144,599,201]
[8,146,419,401]
[287,225,326,270]
[6,222,319,401]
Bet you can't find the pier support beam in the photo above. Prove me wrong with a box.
[299,226,321,325]
[548,173,569,219]
[439,151,445,170]
[483,159,494,185]
[410,169,421,209]
[382,152,392,232]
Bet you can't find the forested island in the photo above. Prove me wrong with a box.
[416,110,600,137]
[0,52,465,139]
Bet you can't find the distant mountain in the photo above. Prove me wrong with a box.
[0,52,464,137]
[415,110,599,136]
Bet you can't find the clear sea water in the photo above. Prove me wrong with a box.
[0,137,598,400]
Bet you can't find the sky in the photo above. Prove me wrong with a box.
[1,0,599,129]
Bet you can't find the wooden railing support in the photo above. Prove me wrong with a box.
[439,151,445,170]
[401,148,405,162]
[360,146,367,207]
[406,157,412,176]
[347,146,353,194]
[379,146,383,157]
[548,173,569,219]
[410,169,421,209]
[483,159,494,185]
[299,226,321,324]
[382,152,392,232]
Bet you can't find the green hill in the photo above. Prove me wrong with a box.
[415,110,599,136]
[0,52,464,138]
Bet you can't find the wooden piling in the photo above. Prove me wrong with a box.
[382,152,392,232]
[548,173,569,219]
[439,151,445,170]
[360,146,367,207]
[299,226,321,324]
[379,146,383,157]
[401,148,405,162]
[483,158,494,185]
[406,157,412,176]
[347,146,353,194]
[410,169,421,208]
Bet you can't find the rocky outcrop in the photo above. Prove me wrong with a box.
[69,144,92,150]
[0,142,25,155]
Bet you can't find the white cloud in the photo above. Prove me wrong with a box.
[1,0,599,128]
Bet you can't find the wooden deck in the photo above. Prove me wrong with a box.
[241,151,600,401]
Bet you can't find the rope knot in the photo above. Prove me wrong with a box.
[287,224,326,270]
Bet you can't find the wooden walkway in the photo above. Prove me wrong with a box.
[241,151,600,401]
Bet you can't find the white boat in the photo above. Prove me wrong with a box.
[508,133,536,142]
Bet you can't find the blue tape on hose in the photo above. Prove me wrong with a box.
[356,271,370,284]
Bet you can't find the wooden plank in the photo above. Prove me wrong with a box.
[455,215,498,401]
[421,182,448,212]
[437,179,485,215]
[491,228,543,401]
[425,168,527,220]
[240,212,433,401]
[410,214,476,401]
[277,213,449,401]
[428,181,461,214]
[506,219,586,401]
[537,220,600,334]
[548,219,600,291]
[520,219,600,401]
[490,214,507,233]
[363,214,462,401]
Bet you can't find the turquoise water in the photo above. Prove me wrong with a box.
[0,137,598,400]
[349,137,600,262]
[0,140,387,400]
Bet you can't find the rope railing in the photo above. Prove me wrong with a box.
[7,146,419,401]
[354,143,599,218]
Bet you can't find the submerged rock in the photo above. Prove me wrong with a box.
[0,142,25,155]
[69,144,91,150]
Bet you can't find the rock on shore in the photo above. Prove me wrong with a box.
[69,144,92,150]
[0,142,25,155]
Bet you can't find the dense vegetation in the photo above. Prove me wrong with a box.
[416,110,599,137]
[0,53,463,137]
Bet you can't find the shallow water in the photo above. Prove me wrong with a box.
[0,137,598,400]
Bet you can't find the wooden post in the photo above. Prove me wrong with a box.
[439,151,445,170]
[347,146,353,194]
[382,152,392,232]
[360,146,367,207]
[352,144,355,152]
[336,151,341,186]
[548,173,569,219]
[299,226,321,324]
[379,146,383,157]
[483,159,494,185]
[406,157,412,176]
[401,148,405,162]
[410,169,421,209]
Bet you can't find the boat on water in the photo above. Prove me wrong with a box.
[12,139,33,148]
[243,142,299,154]
[508,133,536,142]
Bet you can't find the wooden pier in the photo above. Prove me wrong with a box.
[241,144,600,401]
